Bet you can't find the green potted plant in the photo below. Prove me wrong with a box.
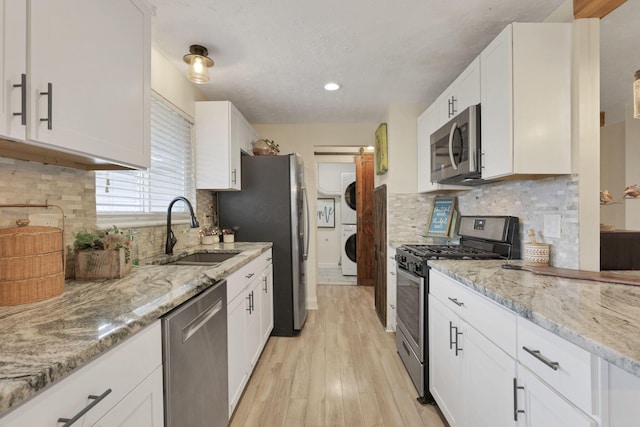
[199,226,220,244]
[73,226,132,280]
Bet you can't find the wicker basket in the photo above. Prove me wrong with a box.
[0,205,65,306]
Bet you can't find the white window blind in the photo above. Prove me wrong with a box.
[96,95,195,227]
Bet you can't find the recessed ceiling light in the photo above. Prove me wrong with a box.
[324,82,341,91]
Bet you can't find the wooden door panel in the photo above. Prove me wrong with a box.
[356,154,375,286]
[373,184,387,326]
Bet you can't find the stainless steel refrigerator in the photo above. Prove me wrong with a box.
[218,153,309,336]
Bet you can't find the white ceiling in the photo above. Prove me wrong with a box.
[149,0,631,125]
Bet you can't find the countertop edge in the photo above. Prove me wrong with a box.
[0,242,272,417]
[427,260,640,378]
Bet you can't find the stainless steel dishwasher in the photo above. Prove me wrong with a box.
[162,280,228,427]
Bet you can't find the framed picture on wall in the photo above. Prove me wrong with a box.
[375,123,388,175]
[317,198,335,228]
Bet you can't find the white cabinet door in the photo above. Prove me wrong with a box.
[94,366,164,427]
[27,0,150,169]
[517,366,596,427]
[442,57,480,121]
[195,101,244,190]
[480,24,514,180]
[246,275,263,370]
[463,324,517,427]
[480,23,571,181]
[429,296,464,427]
[259,263,274,344]
[227,290,249,416]
[0,0,27,141]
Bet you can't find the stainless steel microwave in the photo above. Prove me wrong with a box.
[430,104,483,185]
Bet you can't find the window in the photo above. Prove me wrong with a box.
[96,94,195,227]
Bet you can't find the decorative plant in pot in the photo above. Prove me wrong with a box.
[73,226,132,280]
[222,228,235,243]
[199,226,221,244]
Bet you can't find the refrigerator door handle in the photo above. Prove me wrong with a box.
[302,186,310,260]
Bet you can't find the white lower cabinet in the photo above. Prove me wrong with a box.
[226,250,273,417]
[0,322,163,427]
[94,366,164,427]
[516,364,595,427]
[429,296,516,427]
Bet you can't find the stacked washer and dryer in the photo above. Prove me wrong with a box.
[340,173,357,276]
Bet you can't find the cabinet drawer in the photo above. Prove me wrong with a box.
[227,249,272,302]
[0,322,161,427]
[517,318,596,415]
[430,270,516,357]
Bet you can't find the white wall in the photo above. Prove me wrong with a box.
[375,104,426,193]
[252,123,377,309]
[151,47,207,118]
[600,120,625,229]
[625,105,640,230]
[316,162,355,268]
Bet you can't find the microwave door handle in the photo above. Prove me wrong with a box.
[448,121,459,170]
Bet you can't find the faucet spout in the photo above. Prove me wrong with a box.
[166,196,200,255]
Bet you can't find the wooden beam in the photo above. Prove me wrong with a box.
[574,0,627,19]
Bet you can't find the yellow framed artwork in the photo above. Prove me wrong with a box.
[375,123,388,175]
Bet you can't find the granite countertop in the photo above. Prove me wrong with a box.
[428,259,640,377]
[0,242,272,416]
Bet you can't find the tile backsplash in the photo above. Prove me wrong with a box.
[0,157,216,277]
[388,175,580,268]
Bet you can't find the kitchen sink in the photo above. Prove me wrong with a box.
[168,252,239,266]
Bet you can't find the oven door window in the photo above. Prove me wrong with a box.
[396,268,424,355]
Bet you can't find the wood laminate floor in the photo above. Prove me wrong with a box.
[230,285,446,427]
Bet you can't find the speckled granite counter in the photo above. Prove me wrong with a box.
[0,242,272,416]
[428,259,640,377]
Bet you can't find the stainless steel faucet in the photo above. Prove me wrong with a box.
[166,196,200,255]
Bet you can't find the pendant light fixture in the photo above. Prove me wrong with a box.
[183,45,214,84]
[634,70,640,119]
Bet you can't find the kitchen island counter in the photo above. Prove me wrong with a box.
[0,242,272,417]
[429,259,640,378]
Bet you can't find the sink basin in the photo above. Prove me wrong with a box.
[169,252,239,266]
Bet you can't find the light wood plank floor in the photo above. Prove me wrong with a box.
[230,285,446,427]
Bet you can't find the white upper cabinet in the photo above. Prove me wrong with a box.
[195,101,258,191]
[0,1,27,142]
[480,23,571,181]
[440,57,481,123]
[25,0,151,169]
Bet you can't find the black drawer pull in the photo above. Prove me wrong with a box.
[513,378,525,421]
[58,388,112,426]
[448,297,464,307]
[12,73,26,125]
[40,83,52,130]
[523,346,560,371]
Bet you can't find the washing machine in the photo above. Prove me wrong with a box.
[341,224,357,276]
[341,172,357,224]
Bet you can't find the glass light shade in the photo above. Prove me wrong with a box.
[187,56,209,84]
[634,70,640,119]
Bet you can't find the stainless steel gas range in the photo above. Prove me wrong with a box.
[395,215,520,404]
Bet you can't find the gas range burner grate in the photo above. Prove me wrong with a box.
[402,244,503,260]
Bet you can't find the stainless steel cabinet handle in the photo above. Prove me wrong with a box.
[232,169,237,184]
[448,297,464,307]
[57,388,112,426]
[245,272,255,279]
[12,73,26,125]
[450,96,457,116]
[246,293,252,313]
[250,291,254,312]
[513,378,525,421]
[455,329,463,356]
[522,346,560,371]
[263,276,268,293]
[40,83,52,130]
[449,321,455,350]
